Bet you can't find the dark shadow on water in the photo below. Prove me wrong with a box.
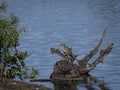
[52,75,111,90]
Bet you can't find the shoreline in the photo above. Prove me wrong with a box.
[0,78,49,90]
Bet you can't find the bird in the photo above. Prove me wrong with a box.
[59,43,73,56]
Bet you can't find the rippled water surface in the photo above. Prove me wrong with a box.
[6,0,120,90]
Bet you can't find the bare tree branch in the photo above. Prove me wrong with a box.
[79,43,113,74]
[78,29,107,67]
[50,48,66,58]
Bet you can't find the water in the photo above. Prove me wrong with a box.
[6,0,120,90]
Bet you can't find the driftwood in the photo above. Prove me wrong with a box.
[50,29,113,80]
[78,29,106,67]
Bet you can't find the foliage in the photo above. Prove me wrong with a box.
[0,1,39,80]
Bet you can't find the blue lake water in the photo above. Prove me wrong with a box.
[6,0,120,90]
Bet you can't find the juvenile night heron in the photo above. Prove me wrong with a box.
[60,43,73,56]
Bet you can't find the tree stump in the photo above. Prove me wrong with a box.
[50,29,113,80]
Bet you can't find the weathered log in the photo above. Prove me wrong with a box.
[30,79,51,82]
[30,76,86,82]
[50,29,113,80]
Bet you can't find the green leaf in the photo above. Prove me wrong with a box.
[0,1,39,80]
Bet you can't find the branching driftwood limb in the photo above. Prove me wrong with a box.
[78,29,107,67]
[50,29,113,80]
[92,43,113,65]
[51,48,66,58]
[78,43,113,74]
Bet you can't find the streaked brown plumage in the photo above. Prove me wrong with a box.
[60,43,73,56]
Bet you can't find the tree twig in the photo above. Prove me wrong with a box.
[50,48,66,58]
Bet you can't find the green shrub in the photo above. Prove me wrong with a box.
[0,1,39,80]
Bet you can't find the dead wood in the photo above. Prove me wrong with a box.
[78,43,113,74]
[51,48,66,58]
[51,47,78,62]
[78,29,107,67]
[50,29,113,80]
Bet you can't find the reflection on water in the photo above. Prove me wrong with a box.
[52,75,111,90]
